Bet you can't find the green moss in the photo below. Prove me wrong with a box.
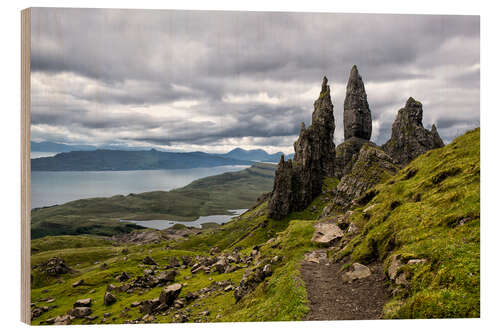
[342,128,480,318]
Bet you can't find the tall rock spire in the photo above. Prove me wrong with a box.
[382,97,444,166]
[343,65,372,141]
[268,77,336,220]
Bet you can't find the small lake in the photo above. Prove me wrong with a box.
[30,166,247,209]
[121,209,248,229]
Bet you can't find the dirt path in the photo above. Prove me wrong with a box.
[300,250,391,321]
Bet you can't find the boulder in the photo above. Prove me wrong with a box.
[157,270,177,283]
[72,279,83,287]
[73,298,91,307]
[52,314,72,325]
[159,283,183,306]
[212,258,228,274]
[142,256,157,265]
[41,257,71,276]
[116,271,130,282]
[344,65,372,140]
[311,221,344,245]
[31,305,48,320]
[104,292,117,306]
[68,307,92,318]
[342,263,372,282]
[304,250,328,264]
[268,77,336,219]
[382,97,444,166]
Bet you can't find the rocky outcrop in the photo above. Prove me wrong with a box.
[36,257,71,276]
[382,97,444,166]
[268,77,336,219]
[344,65,372,141]
[335,137,369,178]
[334,143,399,208]
[335,66,372,179]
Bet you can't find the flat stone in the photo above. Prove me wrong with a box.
[311,222,344,245]
[73,298,92,307]
[342,263,371,283]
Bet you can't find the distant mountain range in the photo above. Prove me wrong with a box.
[30,141,294,171]
[31,141,152,153]
[214,147,294,162]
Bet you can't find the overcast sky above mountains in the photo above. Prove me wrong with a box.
[31,8,479,154]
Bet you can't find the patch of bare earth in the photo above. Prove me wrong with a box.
[300,251,391,321]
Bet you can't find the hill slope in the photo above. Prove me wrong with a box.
[31,149,252,171]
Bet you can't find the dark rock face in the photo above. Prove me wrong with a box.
[335,137,369,178]
[333,143,399,208]
[382,97,444,166]
[268,77,336,219]
[344,65,372,141]
[267,156,294,220]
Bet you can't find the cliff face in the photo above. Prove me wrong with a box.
[382,97,444,166]
[268,77,336,219]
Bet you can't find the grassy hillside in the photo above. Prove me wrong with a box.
[31,163,276,239]
[338,128,480,318]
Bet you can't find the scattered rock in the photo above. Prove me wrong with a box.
[304,251,328,264]
[31,305,49,320]
[311,221,344,245]
[408,258,427,265]
[142,256,157,265]
[72,279,83,287]
[73,298,91,307]
[68,307,92,318]
[157,270,177,284]
[38,257,71,276]
[342,263,372,283]
[159,283,183,306]
[130,301,142,308]
[116,271,130,282]
[104,292,117,306]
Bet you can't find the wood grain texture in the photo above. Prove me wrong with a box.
[21,7,31,325]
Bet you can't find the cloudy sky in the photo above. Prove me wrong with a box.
[30,8,480,154]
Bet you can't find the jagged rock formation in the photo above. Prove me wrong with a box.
[333,143,399,208]
[336,66,372,179]
[268,77,336,219]
[344,65,372,141]
[382,97,444,166]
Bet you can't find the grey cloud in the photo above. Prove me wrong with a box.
[30,8,480,152]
